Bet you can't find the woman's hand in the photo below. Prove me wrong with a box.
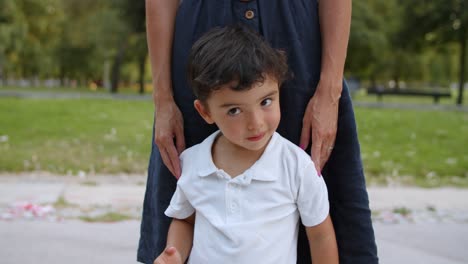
[300,80,340,175]
[146,0,182,178]
[153,247,183,264]
[154,100,185,178]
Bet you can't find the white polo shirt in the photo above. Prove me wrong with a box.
[165,131,329,264]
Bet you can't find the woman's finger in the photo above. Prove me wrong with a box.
[320,134,336,170]
[300,118,311,151]
[159,147,176,177]
[174,123,186,154]
[320,142,329,171]
[166,142,181,178]
[311,132,322,176]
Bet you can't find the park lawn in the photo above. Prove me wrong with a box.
[0,97,154,174]
[0,97,467,187]
[355,107,468,187]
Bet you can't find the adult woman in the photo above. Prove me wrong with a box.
[138,1,378,263]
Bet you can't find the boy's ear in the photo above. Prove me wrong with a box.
[194,100,214,124]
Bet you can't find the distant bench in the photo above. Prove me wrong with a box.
[367,87,451,104]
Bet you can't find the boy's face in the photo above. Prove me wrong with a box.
[194,75,281,152]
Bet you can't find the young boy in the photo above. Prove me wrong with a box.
[154,25,338,264]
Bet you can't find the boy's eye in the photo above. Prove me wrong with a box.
[227,108,241,116]
[261,98,272,107]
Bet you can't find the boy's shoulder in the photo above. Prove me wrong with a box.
[260,133,320,190]
[178,142,204,174]
[178,131,220,180]
[179,131,218,162]
[179,143,201,161]
[273,133,314,168]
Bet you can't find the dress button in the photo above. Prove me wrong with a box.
[245,10,255,20]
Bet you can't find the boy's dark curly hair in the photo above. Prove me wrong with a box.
[188,24,289,101]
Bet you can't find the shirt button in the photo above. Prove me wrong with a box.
[245,10,255,20]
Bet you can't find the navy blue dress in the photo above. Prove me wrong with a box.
[138,1,378,263]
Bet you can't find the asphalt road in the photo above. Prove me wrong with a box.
[1,174,468,263]
[1,220,468,264]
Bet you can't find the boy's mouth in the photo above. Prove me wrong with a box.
[247,133,265,142]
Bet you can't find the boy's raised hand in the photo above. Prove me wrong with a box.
[153,247,183,264]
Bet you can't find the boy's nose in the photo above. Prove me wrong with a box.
[247,111,263,131]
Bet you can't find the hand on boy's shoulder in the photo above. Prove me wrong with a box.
[153,247,183,264]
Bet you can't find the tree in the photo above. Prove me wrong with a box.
[347,0,389,82]
[399,0,467,105]
[55,0,127,87]
[0,0,62,81]
[0,0,16,83]
[110,0,146,93]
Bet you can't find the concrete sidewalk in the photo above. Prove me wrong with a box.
[1,173,468,263]
[2,173,468,212]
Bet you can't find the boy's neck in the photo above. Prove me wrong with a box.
[211,133,270,178]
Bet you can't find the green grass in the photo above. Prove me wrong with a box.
[392,207,411,216]
[0,97,153,174]
[53,195,76,208]
[79,212,134,222]
[1,96,467,187]
[355,107,468,187]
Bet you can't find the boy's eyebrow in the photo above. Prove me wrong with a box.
[219,90,278,108]
[258,90,279,101]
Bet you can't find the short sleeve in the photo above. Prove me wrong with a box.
[296,163,329,227]
[164,184,195,219]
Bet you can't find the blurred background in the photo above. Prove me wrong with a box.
[0,1,467,263]
[0,0,466,186]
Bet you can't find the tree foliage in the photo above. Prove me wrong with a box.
[398,0,467,103]
[347,0,388,80]
[0,0,62,78]
[0,1,466,104]
[56,0,127,85]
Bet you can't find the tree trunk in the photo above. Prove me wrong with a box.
[138,54,146,94]
[370,75,376,89]
[0,64,3,86]
[394,52,402,90]
[103,60,111,91]
[59,63,66,87]
[394,75,400,90]
[110,40,128,94]
[457,25,466,105]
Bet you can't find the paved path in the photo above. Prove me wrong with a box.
[1,220,139,264]
[1,174,468,263]
[2,220,467,264]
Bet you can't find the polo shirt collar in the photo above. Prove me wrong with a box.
[195,131,221,177]
[194,130,279,185]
